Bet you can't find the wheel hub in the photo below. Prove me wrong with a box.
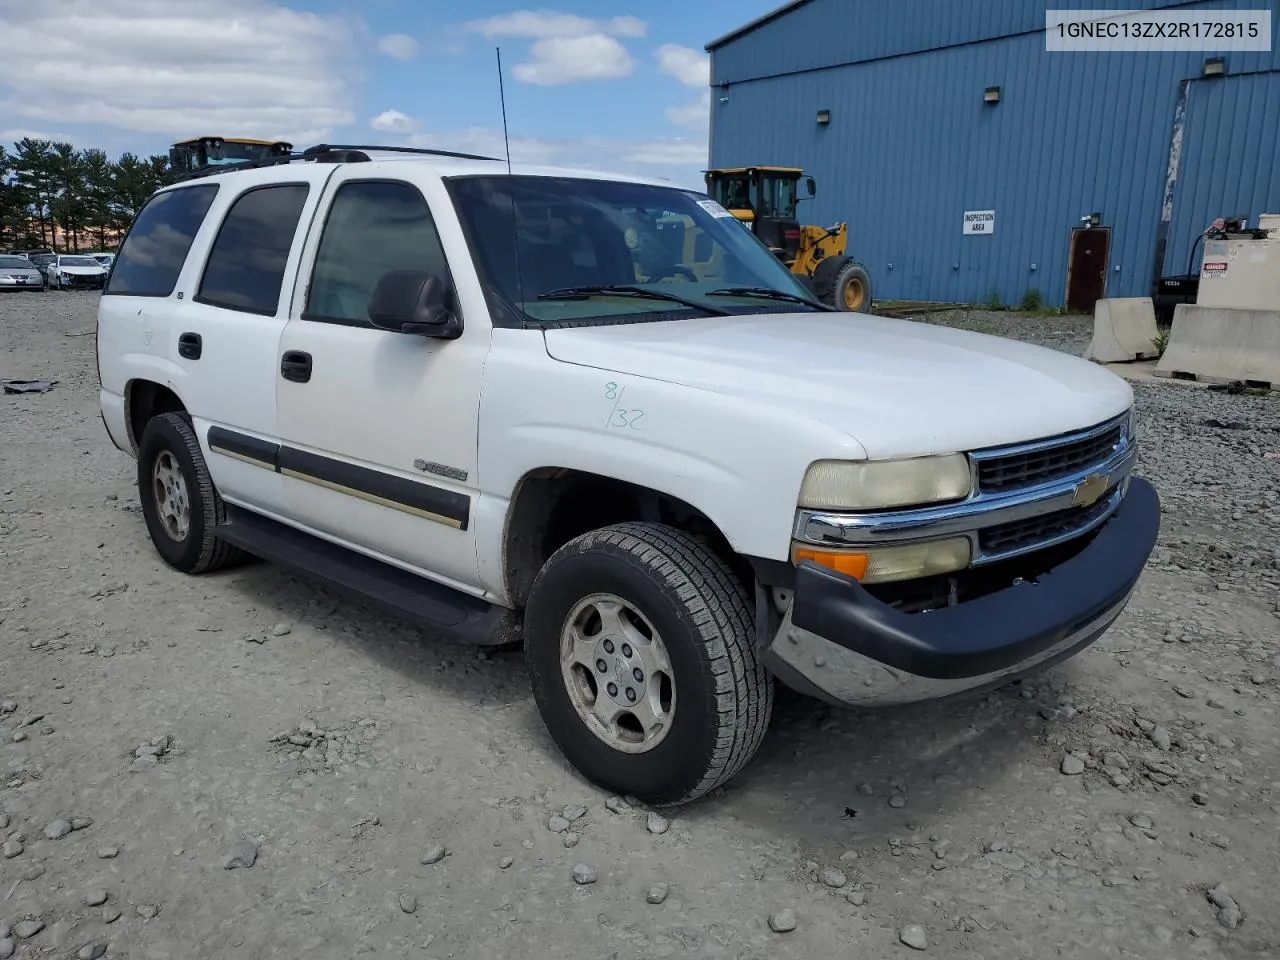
[152,450,191,542]
[560,593,676,754]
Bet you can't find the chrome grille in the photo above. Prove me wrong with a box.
[979,493,1117,556]
[975,417,1125,494]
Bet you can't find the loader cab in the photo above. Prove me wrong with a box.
[168,137,294,175]
[704,166,815,265]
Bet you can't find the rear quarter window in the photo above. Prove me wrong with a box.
[105,184,220,297]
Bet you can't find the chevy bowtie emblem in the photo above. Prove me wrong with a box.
[1072,473,1109,508]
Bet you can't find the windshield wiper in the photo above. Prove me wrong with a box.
[536,284,730,317]
[705,286,836,311]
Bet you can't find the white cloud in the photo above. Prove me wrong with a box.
[513,35,635,85]
[465,9,644,85]
[655,44,709,88]
[377,33,420,60]
[370,110,419,134]
[0,0,356,145]
[467,10,646,40]
[0,128,80,146]
[665,90,711,130]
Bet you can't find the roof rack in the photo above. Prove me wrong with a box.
[304,143,503,162]
[170,142,503,183]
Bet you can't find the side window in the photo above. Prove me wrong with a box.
[195,183,310,316]
[304,180,450,326]
[105,184,219,297]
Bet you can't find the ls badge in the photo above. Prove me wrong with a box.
[1071,473,1109,508]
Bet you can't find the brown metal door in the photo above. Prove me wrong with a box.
[1065,227,1110,313]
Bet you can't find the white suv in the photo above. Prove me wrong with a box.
[96,144,1160,806]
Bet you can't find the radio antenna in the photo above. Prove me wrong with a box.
[495,46,526,312]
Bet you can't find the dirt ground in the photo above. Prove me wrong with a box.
[2,293,1278,960]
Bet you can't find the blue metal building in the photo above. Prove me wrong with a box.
[706,0,1280,310]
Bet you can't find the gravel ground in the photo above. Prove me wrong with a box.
[2,293,1278,960]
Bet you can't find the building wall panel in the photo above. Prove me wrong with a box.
[708,0,1280,306]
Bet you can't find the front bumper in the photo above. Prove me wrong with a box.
[0,276,43,288]
[764,476,1161,707]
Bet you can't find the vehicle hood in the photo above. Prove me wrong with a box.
[58,266,106,275]
[3,268,41,277]
[541,313,1133,458]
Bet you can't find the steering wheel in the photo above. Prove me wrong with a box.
[645,264,698,282]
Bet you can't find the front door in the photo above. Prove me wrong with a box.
[274,171,489,592]
[1065,227,1111,314]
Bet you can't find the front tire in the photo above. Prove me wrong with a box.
[136,412,244,574]
[525,522,773,806]
[830,260,872,312]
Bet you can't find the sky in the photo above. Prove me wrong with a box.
[0,0,783,189]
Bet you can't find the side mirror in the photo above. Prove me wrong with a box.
[367,270,462,339]
[805,177,817,198]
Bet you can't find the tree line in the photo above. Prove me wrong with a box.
[0,138,175,252]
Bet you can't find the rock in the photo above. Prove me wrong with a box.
[819,867,847,889]
[0,813,7,829]
[563,832,580,848]
[11,732,26,743]
[102,908,121,924]
[0,925,6,939]
[547,815,571,834]
[646,812,670,835]
[398,894,417,914]
[271,622,292,636]
[889,794,907,808]
[1128,814,1153,830]
[420,844,447,865]
[13,920,44,939]
[646,883,670,904]
[846,889,866,906]
[900,924,929,950]
[0,938,12,960]
[85,889,109,906]
[604,796,629,814]
[21,866,43,881]
[77,944,107,960]
[563,803,588,822]
[1103,751,1130,770]
[2,839,22,858]
[571,863,597,885]
[137,904,158,919]
[1192,791,1209,805]
[1218,903,1243,929]
[1149,726,1172,751]
[71,817,93,831]
[0,701,15,714]
[768,909,797,933]
[97,845,119,859]
[223,839,258,869]
[1061,754,1086,776]
[43,818,73,839]
[499,856,513,869]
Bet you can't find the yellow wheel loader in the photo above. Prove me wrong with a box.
[704,166,872,312]
[169,137,294,175]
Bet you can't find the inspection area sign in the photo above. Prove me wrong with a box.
[963,210,996,235]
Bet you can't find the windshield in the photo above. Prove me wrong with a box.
[758,175,798,219]
[0,256,32,268]
[446,175,819,325]
[60,256,101,267]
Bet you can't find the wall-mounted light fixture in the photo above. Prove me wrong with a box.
[1203,56,1226,77]
[718,80,730,104]
[816,109,831,125]
[984,85,1001,104]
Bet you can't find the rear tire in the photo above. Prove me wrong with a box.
[524,522,773,806]
[136,412,244,574]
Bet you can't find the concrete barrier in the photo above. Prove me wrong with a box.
[1083,298,1161,363]
[1155,304,1280,384]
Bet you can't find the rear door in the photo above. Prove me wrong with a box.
[172,167,334,515]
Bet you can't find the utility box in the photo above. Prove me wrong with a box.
[1196,229,1280,311]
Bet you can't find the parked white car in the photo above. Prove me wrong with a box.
[0,254,46,290]
[95,147,1160,805]
[48,254,109,290]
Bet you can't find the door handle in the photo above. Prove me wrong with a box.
[281,350,313,383]
[178,332,202,360]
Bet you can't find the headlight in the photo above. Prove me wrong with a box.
[798,454,972,511]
